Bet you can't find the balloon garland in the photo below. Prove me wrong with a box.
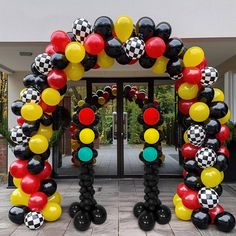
[8,15,235,232]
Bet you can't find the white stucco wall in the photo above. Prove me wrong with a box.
[0,0,236,42]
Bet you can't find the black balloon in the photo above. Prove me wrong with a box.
[27,156,45,174]
[96,90,104,97]
[40,148,51,161]
[154,205,171,224]
[14,143,32,160]
[93,16,114,39]
[31,63,41,76]
[183,158,199,173]
[22,121,40,137]
[138,211,155,231]
[215,212,236,232]
[91,205,107,225]
[214,184,223,197]
[69,202,81,218]
[210,102,228,119]
[40,179,57,196]
[155,22,172,41]
[198,86,214,104]
[81,54,97,71]
[11,100,24,116]
[164,38,183,59]
[184,173,203,190]
[178,47,187,59]
[91,94,99,106]
[74,211,91,231]
[116,51,132,65]
[23,74,36,88]
[67,31,76,41]
[104,86,112,96]
[214,153,229,171]
[8,206,30,225]
[166,58,182,77]
[51,53,69,69]
[105,37,123,58]
[204,137,220,151]
[40,114,53,126]
[58,84,67,95]
[204,118,221,136]
[133,202,146,218]
[34,75,48,92]
[136,17,155,41]
[139,53,156,69]
[191,208,211,229]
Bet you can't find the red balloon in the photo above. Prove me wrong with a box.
[78,108,95,126]
[39,100,57,113]
[21,174,40,194]
[175,78,184,91]
[84,33,105,55]
[181,143,199,159]
[36,162,52,180]
[145,37,166,58]
[129,89,136,98]
[28,192,48,211]
[102,91,110,101]
[51,30,71,53]
[93,64,100,69]
[217,146,230,158]
[182,190,201,210]
[10,160,28,178]
[17,116,25,126]
[209,204,224,224]
[69,123,77,133]
[143,108,160,125]
[45,44,56,56]
[183,169,188,178]
[196,57,207,70]
[137,92,146,100]
[47,69,67,90]
[178,99,198,115]
[182,67,202,84]
[129,59,138,65]
[176,182,190,198]
[216,125,230,143]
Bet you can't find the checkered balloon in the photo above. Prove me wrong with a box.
[24,212,44,230]
[21,88,40,103]
[10,126,29,144]
[124,37,145,60]
[35,53,52,75]
[195,147,217,168]
[187,125,206,146]
[72,18,92,43]
[201,67,218,86]
[171,73,183,81]
[198,187,219,209]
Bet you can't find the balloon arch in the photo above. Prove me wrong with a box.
[9,16,235,233]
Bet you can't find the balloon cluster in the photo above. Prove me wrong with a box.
[133,104,171,231]
[173,52,235,232]
[68,104,107,231]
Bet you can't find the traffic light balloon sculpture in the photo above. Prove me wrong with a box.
[8,15,235,232]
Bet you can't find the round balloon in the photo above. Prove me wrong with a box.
[72,18,92,43]
[198,187,219,209]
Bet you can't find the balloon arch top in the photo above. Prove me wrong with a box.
[9,16,235,233]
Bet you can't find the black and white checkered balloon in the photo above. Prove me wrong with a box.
[72,18,92,43]
[24,212,44,230]
[170,73,183,81]
[35,53,52,75]
[21,88,40,103]
[10,126,29,144]
[124,37,145,60]
[198,187,219,209]
[187,125,206,146]
[195,147,217,168]
[201,67,218,86]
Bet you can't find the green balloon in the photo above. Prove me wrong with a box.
[78,147,93,162]
[143,147,158,162]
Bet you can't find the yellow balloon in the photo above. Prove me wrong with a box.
[173,193,182,207]
[213,88,224,102]
[10,188,29,206]
[175,202,192,221]
[48,192,62,204]
[183,130,190,143]
[64,63,84,81]
[178,82,199,100]
[97,50,115,68]
[37,124,53,140]
[151,56,169,74]
[78,100,85,107]
[65,42,85,63]
[189,102,210,122]
[29,134,49,154]
[21,103,43,121]
[41,202,62,221]
[71,139,80,150]
[144,128,160,144]
[79,128,95,144]
[201,167,222,188]
[42,88,60,106]
[114,16,133,42]
[183,46,204,67]
[218,110,231,124]
[13,178,21,188]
